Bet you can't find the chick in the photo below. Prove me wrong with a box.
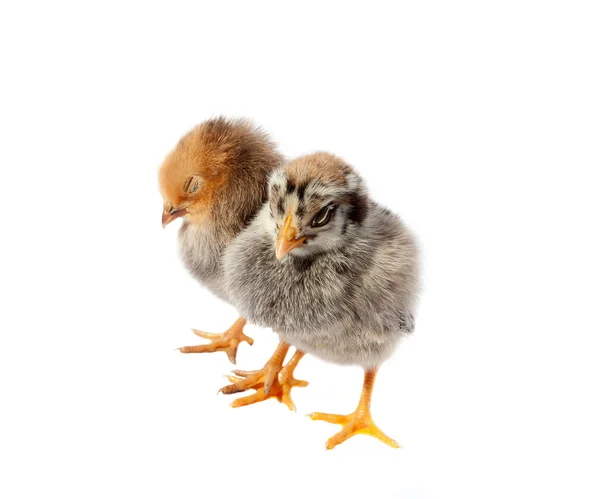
[221,152,419,449]
[159,117,283,363]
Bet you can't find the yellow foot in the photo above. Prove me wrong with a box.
[177,318,252,364]
[308,410,400,450]
[220,348,308,411]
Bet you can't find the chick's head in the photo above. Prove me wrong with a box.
[268,152,369,260]
[159,117,281,228]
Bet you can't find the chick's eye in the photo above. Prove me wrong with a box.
[184,175,201,194]
[311,204,335,228]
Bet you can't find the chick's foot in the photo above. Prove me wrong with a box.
[220,344,308,411]
[308,410,400,450]
[308,369,400,450]
[178,317,252,364]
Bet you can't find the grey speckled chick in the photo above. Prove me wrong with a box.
[159,117,283,363]
[221,152,420,449]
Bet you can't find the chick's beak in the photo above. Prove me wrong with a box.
[276,215,308,260]
[161,206,188,228]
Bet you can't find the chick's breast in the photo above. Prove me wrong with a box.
[223,207,349,330]
[178,221,231,302]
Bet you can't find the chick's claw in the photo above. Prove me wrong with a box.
[219,348,308,411]
[219,366,275,395]
[177,317,252,364]
[308,411,400,450]
[307,369,399,449]
[229,368,308,411]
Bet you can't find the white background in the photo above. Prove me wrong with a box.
[1,1,599,498]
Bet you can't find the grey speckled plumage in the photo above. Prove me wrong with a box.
[223,152,420,369]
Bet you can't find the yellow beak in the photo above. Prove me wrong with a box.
[161,207,188,228]
[276,215,308,260]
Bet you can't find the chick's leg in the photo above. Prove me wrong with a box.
[220,342,308,411]
[178,317,253,364]
[309,369,400,450]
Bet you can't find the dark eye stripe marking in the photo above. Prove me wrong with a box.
[286,182,296,194]
[296,180,309,202]
[277,197,285,215]
[347,193,369,225]
[341,219,348,235]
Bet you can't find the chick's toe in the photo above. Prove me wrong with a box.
[308,370,400,450]
[178,317,253,364]
[220,344,308,411]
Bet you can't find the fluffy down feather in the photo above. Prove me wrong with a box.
[223,152,419,369]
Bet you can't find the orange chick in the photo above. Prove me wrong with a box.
[159,117,283,363]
